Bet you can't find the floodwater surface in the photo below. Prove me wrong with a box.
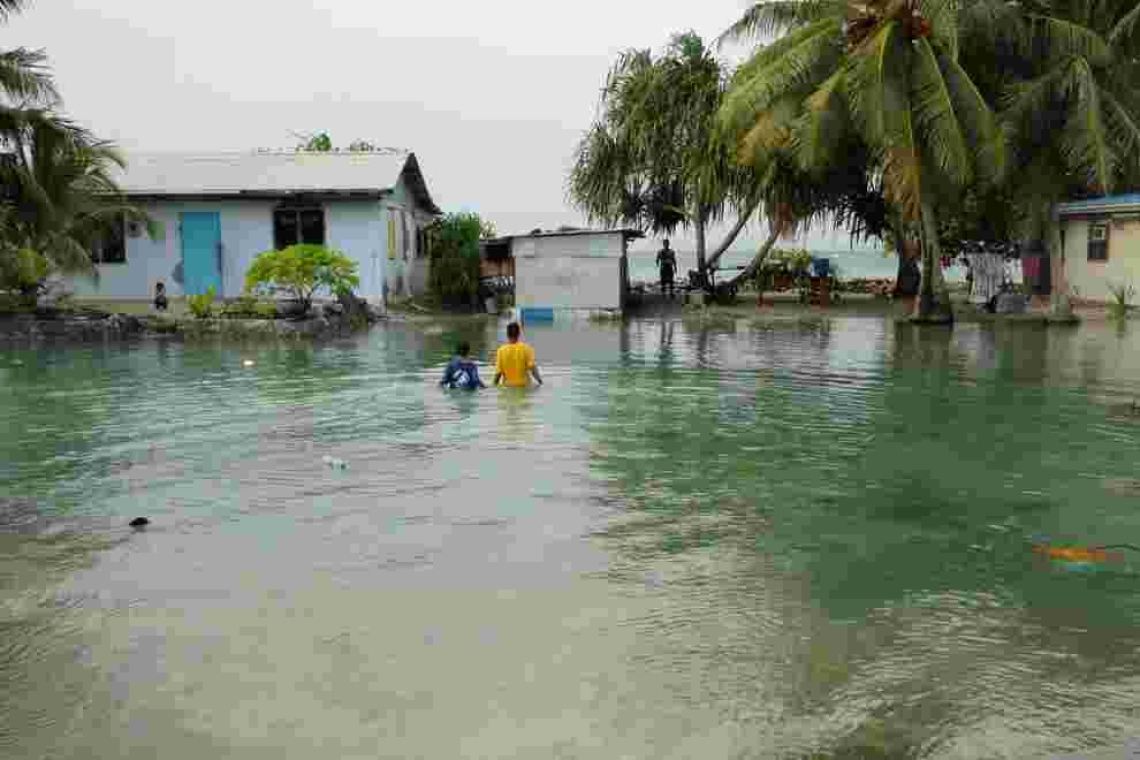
[2,316,1140,759]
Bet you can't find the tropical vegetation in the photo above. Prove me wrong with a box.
[244,244,360,314]
[425,211,496,307]
[0,0,156,302]
[571,0,1140,317]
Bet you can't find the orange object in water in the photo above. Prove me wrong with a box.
[1032,545,1125,563]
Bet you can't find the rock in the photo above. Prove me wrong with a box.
[996,293,1028,314]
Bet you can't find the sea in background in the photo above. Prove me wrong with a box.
[626,247,968,286]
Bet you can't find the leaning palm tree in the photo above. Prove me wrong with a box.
[720,0,1006,321]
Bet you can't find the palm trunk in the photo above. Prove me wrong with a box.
[694,209,708,277]
[916,199,953,323]
[705,199,761,272]
[726,224,783,291]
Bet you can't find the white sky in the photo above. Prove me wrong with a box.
[8,0,869,254]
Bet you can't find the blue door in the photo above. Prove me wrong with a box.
[180,212,222,295]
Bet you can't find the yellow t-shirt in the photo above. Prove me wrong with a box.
[495,341,536,387]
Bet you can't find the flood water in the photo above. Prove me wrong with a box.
[3,316,1140,759]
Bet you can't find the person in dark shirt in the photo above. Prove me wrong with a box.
[441,342,486,390]
[656,239,677,298]
[153,281,169,312]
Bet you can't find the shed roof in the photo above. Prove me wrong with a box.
[111,150,441,213]
[1056,194,1140,217]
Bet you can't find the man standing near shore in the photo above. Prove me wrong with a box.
[656,239,677,298]
[494,322,543,388]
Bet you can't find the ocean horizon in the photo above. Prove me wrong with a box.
[626,247,967,284]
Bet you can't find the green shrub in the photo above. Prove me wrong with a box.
[221,294,278,320]
[187,286,217,319]
[427,212,495,306]
[0,247,51,299]
[1108,282,1135,320]
[244,244,359,313]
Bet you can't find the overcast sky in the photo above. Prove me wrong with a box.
[8,0,866,254]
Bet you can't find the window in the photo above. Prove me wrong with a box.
[1088,222,1108,261]
[90,215,126,264]
[273,206,325,249]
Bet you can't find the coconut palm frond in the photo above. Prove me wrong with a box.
[1026,14,1111,65]
[937,48,1006,184]
[919,0,960,60]
[1109,1,1140,47]
[1100,86,1140,172]
[909,39,971,189]
[716,0,842,47]
[719,19,843,138]
[0,48,57,104]
[1057,59,1116,192]
[0,0,28,22]
[792,67,851,172]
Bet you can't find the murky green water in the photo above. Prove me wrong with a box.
[3,317,1140,759]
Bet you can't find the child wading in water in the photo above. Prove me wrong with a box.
[440,342,486,390]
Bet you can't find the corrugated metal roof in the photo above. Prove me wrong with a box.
[1057,193,1140,216]
[111,150,430,203]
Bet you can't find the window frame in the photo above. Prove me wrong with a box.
[273,204,326,249]
[1087,221,1109,262]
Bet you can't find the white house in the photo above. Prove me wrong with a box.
[491,228,643,321]
[1055,194,1140,304]
[68,150,442,305]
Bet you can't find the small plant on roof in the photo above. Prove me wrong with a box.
[244,244,359,315]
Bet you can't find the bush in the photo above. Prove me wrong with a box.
[244,244,359,314]
[222,294,278,320]
[0,247,51,299]
[187,286,216,319]
[427,212,495,307]
[1108,282,1135,320]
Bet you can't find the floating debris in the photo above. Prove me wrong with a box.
[129,517,150,529]
[243,359,255,367]
[322,455,349,470]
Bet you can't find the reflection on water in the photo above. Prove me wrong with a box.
[2,317,1140,758]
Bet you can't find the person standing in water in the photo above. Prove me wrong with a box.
[494,322,543,387]
[440,341,486,390]
[656,239,677,298]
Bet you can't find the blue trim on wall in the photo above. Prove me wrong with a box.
[520,307,555,322]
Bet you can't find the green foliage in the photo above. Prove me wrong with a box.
[1108,281,1135,320]
[187,286,216,320]
[0,247,51,297]
[244,244,359,313]
[221,294,278,320]
[764,248,813,275]
[426,212,490,306]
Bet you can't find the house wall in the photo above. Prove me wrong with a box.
[66,200,388,302]
[384,174,437,299]
[513,233,627,312]
[1059,216,1140,303]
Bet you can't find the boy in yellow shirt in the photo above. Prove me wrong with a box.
[494,322,543,387]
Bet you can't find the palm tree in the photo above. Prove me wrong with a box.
[720,0,1006,321]
[1,115,157,280]
[569,32,768,287]
[0,0,57,108]
[959,0,1140,309]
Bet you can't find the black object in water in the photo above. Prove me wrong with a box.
[129,517,150,528]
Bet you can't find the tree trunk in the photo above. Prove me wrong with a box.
[916,199,953,324]
[705,199,761,272]
[694,209,707,277]
[725,224,783,289]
